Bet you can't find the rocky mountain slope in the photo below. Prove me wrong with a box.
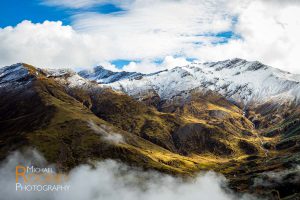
[82,58,300,106]
[79,66,144,84]
[0,61,300,199]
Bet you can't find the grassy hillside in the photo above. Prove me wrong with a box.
[1,64,299,199]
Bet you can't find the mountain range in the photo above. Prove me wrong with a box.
[0,59,300,199]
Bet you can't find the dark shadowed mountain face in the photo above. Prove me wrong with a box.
[1,60,300,199]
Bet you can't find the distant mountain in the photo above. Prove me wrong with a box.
[80,58,300,106]
[1,62,300,199]
[78,66,144,84]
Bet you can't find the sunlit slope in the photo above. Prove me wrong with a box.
[1,63,300,199]
[0,64,207,173]
[0,64,265,171]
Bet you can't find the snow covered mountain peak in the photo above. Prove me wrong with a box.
[0,63,92,89]
[80,58,300,105]
[79,65,144,84]
[2,59,300,106]
[0,63,32,88]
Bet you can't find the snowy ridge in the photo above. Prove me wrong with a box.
[1,59,300,105]
[0,63,32,88]
[44,68,75,78]
[41,68,94,88]
[97,58,300,105]
[0,64,93,89]
[79,66,143,84]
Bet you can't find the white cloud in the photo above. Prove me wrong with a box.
[71,0,232,60]
[123,56,191,73]
[123,60,160,73]
[1,0,300,74]
[0,150,255,200]
[0,0,233,70]
[88,121,124,144]
[188,0,300,74]
[0,20,100,68]
[162,56,191,69]
[96,61,120,72]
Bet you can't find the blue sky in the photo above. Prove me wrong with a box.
[0,0,124,28]
[0,0,299,74]
[1,0,70,27]
[1,0,135,69]
[0,0,236,69]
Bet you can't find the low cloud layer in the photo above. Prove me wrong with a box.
[253,165,300,187]
[0,150,255,200]
[88,121,125,144]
